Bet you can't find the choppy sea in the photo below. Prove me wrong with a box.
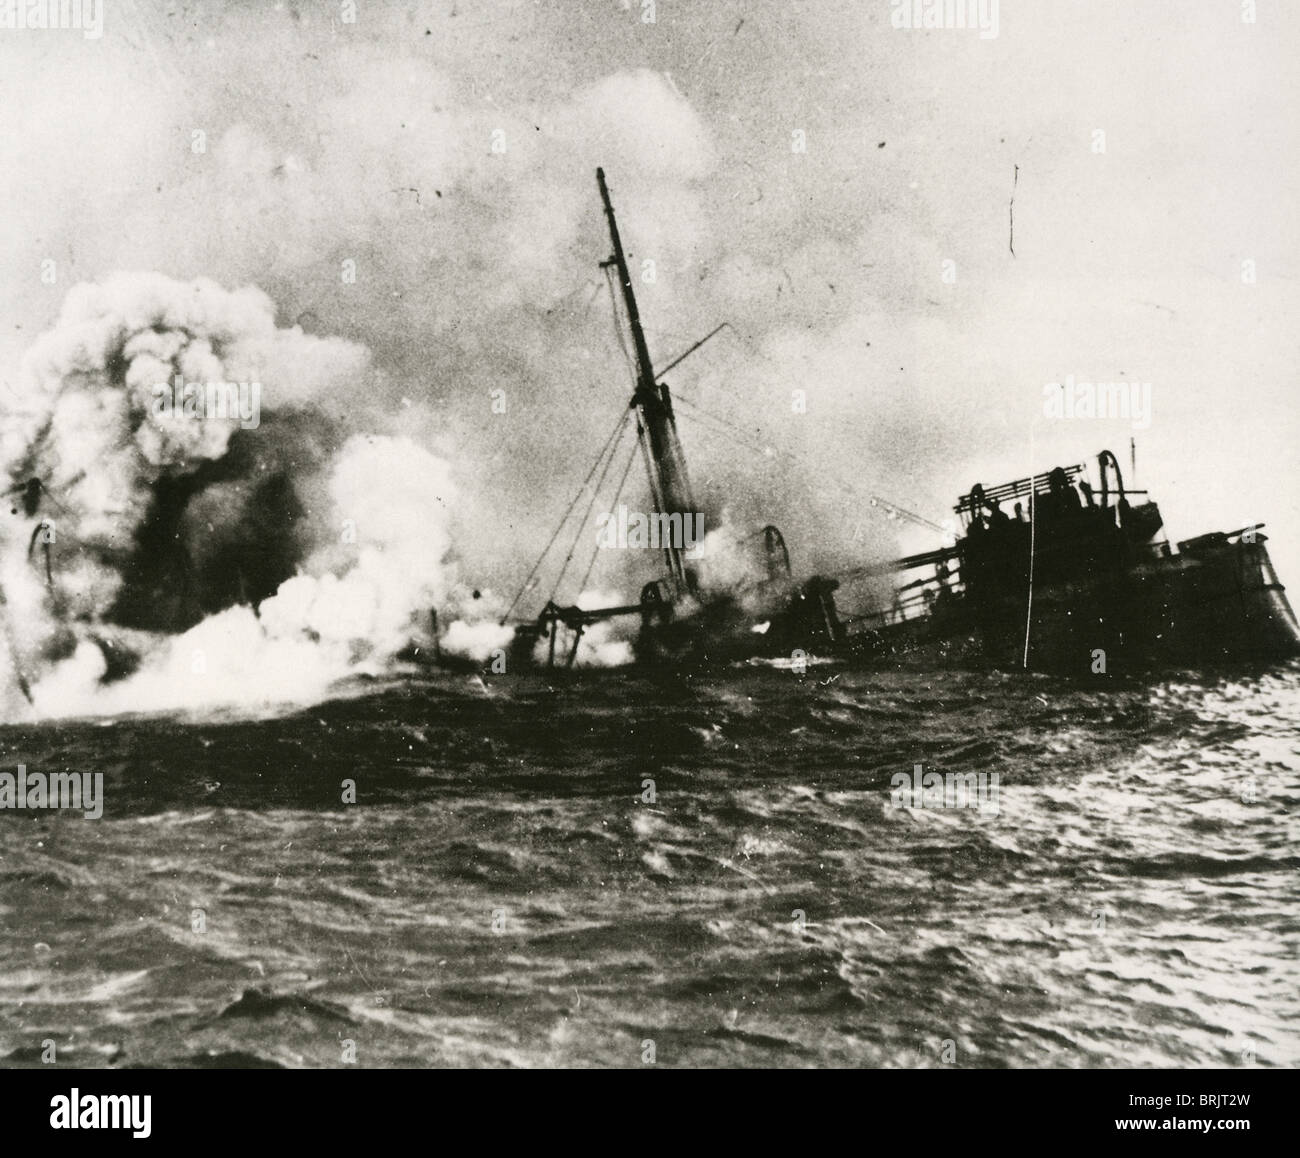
[1,662,1297,1068]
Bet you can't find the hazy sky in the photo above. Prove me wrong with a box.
[2,0,1297,599]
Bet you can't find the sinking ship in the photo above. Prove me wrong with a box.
[485,170,1300,676]
[5,171,1295,701]
[490,169,847,673]
[847,451,1300,672]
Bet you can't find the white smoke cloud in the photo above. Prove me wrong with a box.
[440,618,515,665]
[16,431,458,719]
[0,271,467,718]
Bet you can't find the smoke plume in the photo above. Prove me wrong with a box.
[0,272,461,717]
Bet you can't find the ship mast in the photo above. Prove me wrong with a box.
[597,168,697,594]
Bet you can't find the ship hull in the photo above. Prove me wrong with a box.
[857,538,1300,674]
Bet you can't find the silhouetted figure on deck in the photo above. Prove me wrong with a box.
[1045,467,1081,519]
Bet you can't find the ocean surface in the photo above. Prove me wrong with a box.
[1,661,1297,1069]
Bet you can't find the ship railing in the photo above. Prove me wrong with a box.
[955,464,1087,518]
[845,582,964,629]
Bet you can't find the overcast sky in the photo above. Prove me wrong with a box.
[2,0,1297,597]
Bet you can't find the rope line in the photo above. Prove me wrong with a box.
[575,430,641,599]
[671,394,944,534]
[546,417,632,608]
[499,409,630,624]
[604,265,639,389]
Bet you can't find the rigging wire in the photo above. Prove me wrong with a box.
[545,417,633,609]
[499,409,630,624]
[671,393,945,534]
[653,323,732,379]
[603,264,639,389]
[630,413,689,589]
[575,429,641,599]
[633,417,667,529]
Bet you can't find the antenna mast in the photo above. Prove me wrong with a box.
[597,167,697,592]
